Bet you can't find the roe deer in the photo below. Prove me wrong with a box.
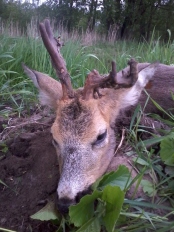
[23,19,174,214]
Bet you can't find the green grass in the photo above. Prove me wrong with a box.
[1,33,174,116]
[1,31,174,231]
[1,32,174,85]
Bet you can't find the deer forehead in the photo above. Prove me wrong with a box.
[51,98,109,144]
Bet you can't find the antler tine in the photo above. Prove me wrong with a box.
[39,19,74,100]
[127,58,138,85]
[82,59,139,100]
[44,19,53,39]
[82,61,117,100]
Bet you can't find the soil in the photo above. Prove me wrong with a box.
[0,107,172,232]
[0,110,59,232]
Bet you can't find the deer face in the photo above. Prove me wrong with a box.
[23,19,158,214]
[51,98,116,211]
[23,63,157,213]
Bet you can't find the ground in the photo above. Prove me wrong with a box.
[0,109,60,232]
[0,107,172,232]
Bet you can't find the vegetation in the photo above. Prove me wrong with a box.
[0,2,174,230]
[0,26,174,117]
[0,0,174,41]
[0,23,174,231]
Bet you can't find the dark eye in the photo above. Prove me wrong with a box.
[52,138,59,147]
[93,130,107,146]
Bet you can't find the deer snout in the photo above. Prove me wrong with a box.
[57,188,91,214]
[57,197,75,214]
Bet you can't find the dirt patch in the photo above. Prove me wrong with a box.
[0,113,59,232]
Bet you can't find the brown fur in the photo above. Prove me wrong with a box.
[58,99,92,137]
[117,63,174,113]
[23,62,174,213]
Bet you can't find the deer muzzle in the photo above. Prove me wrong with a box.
[56,145,96,213]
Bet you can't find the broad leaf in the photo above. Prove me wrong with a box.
[102,186,124,232]
[96,165,131,191]
[160,138,174,166]
[30,202,59,221]
[76,217,101,232]
[141,180,156,197]
[69,190,102,227]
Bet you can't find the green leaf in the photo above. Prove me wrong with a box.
[30,202,59,221]
[96,165,131,191]
[160,138,174,166]
[0,179,7,187]
[0,227,17,232]
[102,186,124,232]
[137,136,165,147]
[132,157,150,166]
[167,29,171,39]
[137,132,174,148]
[124,199,173,211]
[141,180,156,197]
[69,190,102,227]
[168,180,174,192]
[129,104,141,130]
[0,54,14,59]
[86,54,100,60]
[76,217,101,232]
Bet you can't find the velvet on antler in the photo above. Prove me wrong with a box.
[39,19,74,100]
[82,59,139,100]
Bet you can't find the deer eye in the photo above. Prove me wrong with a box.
[52,138,59,147]
[93,130,107,146]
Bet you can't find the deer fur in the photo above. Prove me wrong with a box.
[117,63,174,113]
[23,20,174,214]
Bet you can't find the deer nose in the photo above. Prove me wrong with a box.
[57,188,92,214]
[57,198,75,214]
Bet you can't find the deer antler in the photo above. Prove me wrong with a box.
[39,19,138,101]
[39,19,74,100]
[82,61,118,100]
[127,58,138,85]
[83,59,138,100]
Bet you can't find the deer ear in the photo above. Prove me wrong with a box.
[98,62,159,124]
[119,62,159,109]
[23,64,62,109]
[120,62,159,109]
[120,62,159,108]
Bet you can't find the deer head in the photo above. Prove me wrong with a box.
[23,19,158,214]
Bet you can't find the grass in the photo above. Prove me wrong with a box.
[0,27,174,231]
[1,32,174,113]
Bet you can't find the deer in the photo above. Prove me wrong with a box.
[23,19,174,214]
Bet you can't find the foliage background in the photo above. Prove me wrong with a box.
[0,0,174,41]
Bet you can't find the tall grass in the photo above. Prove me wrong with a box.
[1,22,174,115]
[1,23,174,231]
